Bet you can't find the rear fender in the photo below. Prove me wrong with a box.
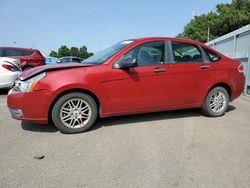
[203,81,233,103]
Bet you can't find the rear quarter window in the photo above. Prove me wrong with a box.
[203,48,221,62]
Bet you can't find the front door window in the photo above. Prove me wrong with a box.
[117,41,165,66]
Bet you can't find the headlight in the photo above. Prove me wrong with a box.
[14,72,46,92]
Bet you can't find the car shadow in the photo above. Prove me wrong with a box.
[91,108,202,131]
[226,104,236,112]
[91,105,236,131]
[20,105,236,133]
[21,121,58,133]
[0,88,10,95]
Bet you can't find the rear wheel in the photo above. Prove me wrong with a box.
[202,86,229,117]
[52,92,98,133]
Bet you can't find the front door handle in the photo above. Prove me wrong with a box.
[200,65,210,69]
[153,68,166,73]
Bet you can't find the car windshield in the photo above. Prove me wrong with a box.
[82,40,135,65]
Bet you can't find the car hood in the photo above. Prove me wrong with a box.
[20,63,94,81]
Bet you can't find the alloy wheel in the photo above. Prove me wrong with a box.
[59,98,92,129]
[209,91,226,113]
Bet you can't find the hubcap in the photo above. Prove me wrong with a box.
[60,98,92,129]
[209,91,226,113]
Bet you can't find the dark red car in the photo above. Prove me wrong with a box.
[7,37,245,133]
[0,47,45,70]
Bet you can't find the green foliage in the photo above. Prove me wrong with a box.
[58,45,70,57]
[178,0,250,42]
[49,50,58,57]
[70,47,79,57]
[78,46,91,59]
[50,45,93,59]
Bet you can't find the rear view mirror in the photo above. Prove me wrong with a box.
[114,58,137,69]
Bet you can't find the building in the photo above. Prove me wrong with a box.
[206,24,250,94]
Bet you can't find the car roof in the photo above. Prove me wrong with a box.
[125,37,226,59]
[0,46,38,51]
[133,37,205,46]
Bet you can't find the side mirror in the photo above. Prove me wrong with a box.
[114,58,137,69]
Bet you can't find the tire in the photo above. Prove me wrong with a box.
[201,86,229,117]
[51,92,98,134]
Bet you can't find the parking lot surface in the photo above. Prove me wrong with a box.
[0,90,250,188]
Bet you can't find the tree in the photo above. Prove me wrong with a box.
[177,0,250,42]
[70,47,79,57]
[50,45,93,59]
[177,13,218,42]
[77,46,93,59]
[49,50,58,57]
[79,46,89,59]
[57,45,70,57]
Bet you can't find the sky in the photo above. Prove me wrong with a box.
[0,0,231,55]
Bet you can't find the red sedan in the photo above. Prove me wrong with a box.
[7,37,245,133]
[0,47,45,70]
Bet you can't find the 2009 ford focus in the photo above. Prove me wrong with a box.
[7,37,245,133]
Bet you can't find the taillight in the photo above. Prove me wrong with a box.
[2,64,18,72]
[238,64,244,73]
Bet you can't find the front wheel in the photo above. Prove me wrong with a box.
[201,86,229,117]
[52,92,98,133]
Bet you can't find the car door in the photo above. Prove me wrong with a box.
[102,41,172,113]
[165,41,213,106]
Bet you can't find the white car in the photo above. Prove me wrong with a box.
[0,57,21,89]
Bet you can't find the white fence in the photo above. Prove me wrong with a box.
[206,24,250,94]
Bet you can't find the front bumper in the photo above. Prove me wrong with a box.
[7,89,56,124]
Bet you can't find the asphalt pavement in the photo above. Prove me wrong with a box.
[0,89,250,188]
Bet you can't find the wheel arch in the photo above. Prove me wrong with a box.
[212,82,231,95]
[48,88,101,123]
[204,82,232,102]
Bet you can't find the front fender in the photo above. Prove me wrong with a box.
[34,67,112,116]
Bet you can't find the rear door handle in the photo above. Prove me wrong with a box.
[200,65,210,69]
[153,68,166,73]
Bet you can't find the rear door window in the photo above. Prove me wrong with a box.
[21,50,34,56]
[171,42,203,63]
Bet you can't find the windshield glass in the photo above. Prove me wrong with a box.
[82,40,135,64]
